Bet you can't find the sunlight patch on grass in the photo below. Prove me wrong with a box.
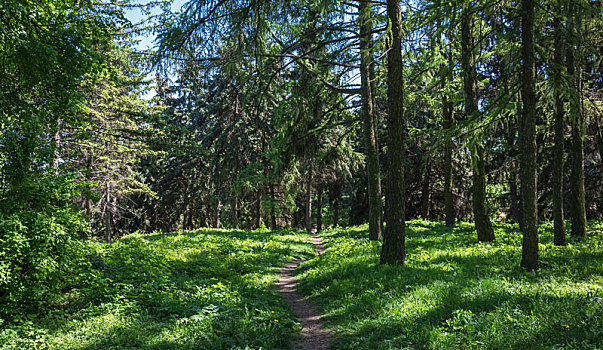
[0,228,314,349]
[298,220,603,350]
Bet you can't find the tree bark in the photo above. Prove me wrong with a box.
[380,0,406,266]
[421,166,431,219]
[509,163,521,223]
[461,5,494,242]
[520,0,539,271]
[443,29,455,227]
[105,182,112,242]
[359,0,383,241]
[567,3,587,239]
[305,167,313,232]
[552,4,566,246]
[330,181,341,227]
[270,185,277,231]
[214,198,221,229]
[232,196,239,229]
[316,183,324,231]
[255,194,263,229]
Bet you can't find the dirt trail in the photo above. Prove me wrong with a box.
[275,234,330,350]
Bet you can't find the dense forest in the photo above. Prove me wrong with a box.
[1,0,602,348]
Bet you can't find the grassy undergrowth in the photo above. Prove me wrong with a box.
[298,220,603,350]
[0,228,314,349]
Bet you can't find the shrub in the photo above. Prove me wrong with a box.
[0,175,87,316]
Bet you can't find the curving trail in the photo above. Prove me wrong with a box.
[276,234,330,350]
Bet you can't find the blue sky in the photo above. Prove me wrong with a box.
[125,0,188,51]
[124,0,187,98]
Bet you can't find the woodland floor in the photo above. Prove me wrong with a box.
[0,221,602,349]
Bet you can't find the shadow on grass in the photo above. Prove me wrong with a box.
[303,220,603,349]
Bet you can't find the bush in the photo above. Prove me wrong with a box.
[0,175,87,316]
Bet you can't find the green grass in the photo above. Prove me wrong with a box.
[0,228,315,349]
[297,220,603,350]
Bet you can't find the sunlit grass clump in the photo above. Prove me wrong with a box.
[298,220,603,350]
[0,228,314,349]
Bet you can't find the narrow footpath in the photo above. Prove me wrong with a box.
[275,234,331,350]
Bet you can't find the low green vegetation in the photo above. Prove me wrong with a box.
[0,229,314,349]
[298,220,603,350]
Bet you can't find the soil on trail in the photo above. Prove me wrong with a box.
[276,234,330,350]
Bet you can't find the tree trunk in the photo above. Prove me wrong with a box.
[359,0,383,241]
[462,6,494,242]
[316,183,324,231]
[105,182,112,242]
[443,29,455,227]
[232,196,239,229]
[255,194,263,229]
[214,199,221,229]
[305,167,313,232]
[520,0,539,271]
[270,185,277,230]
[330,181,341,227]
[567,3,587,239]
[380,0,406,266]
[421,166,431,219]
[552,4,566,246]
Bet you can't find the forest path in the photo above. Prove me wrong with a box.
[276,234,330,350]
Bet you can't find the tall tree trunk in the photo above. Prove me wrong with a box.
[330,181,341,227]
[232,196,239,229]
[552,3,566,246]
[380,0,406,265]
[105,182,112,242]
[443,29,455,227]
[270,185,277,230]
[520,0,539,271]
[421,166,431,219]
[567,3,587,239]
[316,183,324,231]
[462,5,494,242]
[305,167,313,232]
[359,0,383,241]
[505,122,521,223]
[254,193,263,229]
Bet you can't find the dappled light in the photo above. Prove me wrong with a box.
[297,221,603,349]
